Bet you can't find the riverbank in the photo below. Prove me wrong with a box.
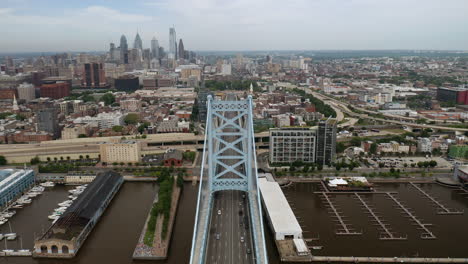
[132,178,182,260]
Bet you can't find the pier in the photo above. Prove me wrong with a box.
[409,182,464,215]
[0,251,32,257]
[33,171,124,258]
[310,256,468,263]
[386,192,436,239]
[353,193,406,240]
[317,192,361,235]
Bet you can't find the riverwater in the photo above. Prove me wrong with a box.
[1,182,466,264]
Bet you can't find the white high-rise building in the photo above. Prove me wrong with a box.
[221,64,232,76]
[169,27,177,59]
[17,83,36,102]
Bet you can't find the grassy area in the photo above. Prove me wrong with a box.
[144,172,175,246]
[382,129,407,134]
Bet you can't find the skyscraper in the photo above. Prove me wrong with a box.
[37,108,59,138]
[151,37,159,59]
[169,27,177,59]
[315,118,337,166]
[120,35,129,64]
[81,63,108,88]
[134,32,143,51]
[178,39,185,60]
[109,43,115,61]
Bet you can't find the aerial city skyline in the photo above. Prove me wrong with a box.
[0,0,468,264]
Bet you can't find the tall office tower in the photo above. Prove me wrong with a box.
[134,32,143,50]
[315,118,337,166]
[178,39,185,60]
[81,63,107,88]
[109,43,116,61]
[120,35,129,64]
[151,37,160,59]
[37,108,59,138]
[159,47,165,58]
[169,27,177,59]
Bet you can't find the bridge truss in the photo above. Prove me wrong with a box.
[189,95,268,264]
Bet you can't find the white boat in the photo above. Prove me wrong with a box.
[40,182,55,187]
[31,186,45,192]
[27,192,39,198]
[58,201,72,207]
[0,220,8,226]
[18,249,31,253]
[17,199,31,204]
[48,214,59,220]
[2,249,14,253]
[0,234,3,241]
[54,207,67,213]
[11,204,23,209]
[4,233,16,241]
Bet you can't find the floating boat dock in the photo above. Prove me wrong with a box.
[353,193,406,240]
[310,256,468,263]
[386,192,436,239]
[409,182,463,215]
[317,192,361,236]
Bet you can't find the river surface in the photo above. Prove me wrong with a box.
[0,182,467,264]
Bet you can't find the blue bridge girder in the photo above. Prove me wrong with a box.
[189,94,268,264]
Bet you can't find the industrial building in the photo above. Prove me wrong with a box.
[33,170,123,258]
[0,169,35,208]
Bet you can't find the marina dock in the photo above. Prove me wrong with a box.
[316,192,361,235]
[409,182,463,215]
[311,256,468,263]
[353,193,406,240]
[386,192,436,239]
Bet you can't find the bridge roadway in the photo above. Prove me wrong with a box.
[309,90,468,132]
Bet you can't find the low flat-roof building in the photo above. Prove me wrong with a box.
[33,170,123,258]
[258,178,302,240]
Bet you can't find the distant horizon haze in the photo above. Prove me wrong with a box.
[1,0,467,52]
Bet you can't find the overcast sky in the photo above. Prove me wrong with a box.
[0,0,467,52]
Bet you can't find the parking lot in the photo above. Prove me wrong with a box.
[367,156,453,169]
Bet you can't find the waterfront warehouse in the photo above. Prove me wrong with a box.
[258,178,302,240]
[33,170,123,258]
[0,169,35,208]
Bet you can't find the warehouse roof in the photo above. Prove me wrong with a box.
[259,178,302,238]
[40,170,123,241]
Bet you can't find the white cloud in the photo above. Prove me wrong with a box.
[84,6,152,22]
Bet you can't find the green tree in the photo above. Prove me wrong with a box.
[112,126,124,132]
[15,114,26,121]
[138,122,150,133]
[429,160,437,167]
[78,134,87,138]
[0,155,7,165]
[100,93,115,106]
[350,137,362,147]
[124,113,139,125]
[369,143,377,154]
[336,142,346,153]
